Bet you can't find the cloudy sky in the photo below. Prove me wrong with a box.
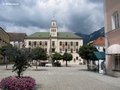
[0,0,104,35]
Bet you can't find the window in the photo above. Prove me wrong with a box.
[52,41,55,46]
[115,55,120,70]
[40,41,42,45]
[76,57,78,60]
[65,49,67,52]
[76,49,78,53]
[60,48,62,53]
[65,42,67,46]
[112,12,119,29]
[60,42,62,46]
[52,48,55,52]
[44,48,47,52]
[71,42,73,46]
[51,29,54,32]
[45,41,47,46]
[76,42,78,46]
[34,41,36,45]
[29,41,31,45]
[71,49,73,53]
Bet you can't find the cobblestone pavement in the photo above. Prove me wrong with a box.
[0,64,120,90]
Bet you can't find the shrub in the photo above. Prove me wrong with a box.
[0,76,36,90]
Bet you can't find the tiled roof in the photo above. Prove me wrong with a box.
[92,37,105,46]
[26,32,82,39]
[7,32,27,42]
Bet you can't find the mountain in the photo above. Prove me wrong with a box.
[75,27,105,44]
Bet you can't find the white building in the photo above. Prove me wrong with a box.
[24,17,83,65]
[91,37,105,52]
[89,37,105,73]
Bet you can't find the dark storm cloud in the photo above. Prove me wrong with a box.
[65,12,91,34]
[0,0,104,35]
[57,0,104,34]
[0,0,50,28]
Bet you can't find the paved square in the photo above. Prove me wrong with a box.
[0,65,120,90]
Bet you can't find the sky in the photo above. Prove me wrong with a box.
[0,0,104,35]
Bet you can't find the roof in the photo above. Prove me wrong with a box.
[0,27,10,38]
[90,51,105,60]
[26,32,82,39]
[26,32,50,39]
[57,32,82,39]
[92,37,105,46]
[7,32,27,42]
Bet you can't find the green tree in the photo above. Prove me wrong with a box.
[4,46,31,77]
[0,44,12,69]
[31,47,47,69]
[52,52,62,62]
[78,45,98,69]
[12,48,31,77]
[62,53,73,66]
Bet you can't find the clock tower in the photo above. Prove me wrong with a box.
[50,13,58,37]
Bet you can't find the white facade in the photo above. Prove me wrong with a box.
[94,45,105,52]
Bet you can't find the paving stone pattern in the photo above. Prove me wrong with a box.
[0,65,120,90]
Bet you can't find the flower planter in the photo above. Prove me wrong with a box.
[0,76,36,90]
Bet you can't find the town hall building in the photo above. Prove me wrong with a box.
[24,17,83,65]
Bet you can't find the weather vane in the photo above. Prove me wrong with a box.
[53,12,56,18]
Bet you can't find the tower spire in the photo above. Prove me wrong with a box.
[52,12,56,20]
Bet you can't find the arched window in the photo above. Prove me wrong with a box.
[112,11,119,29]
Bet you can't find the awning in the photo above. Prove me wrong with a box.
[90,51,105,60]
[106,44,120,55]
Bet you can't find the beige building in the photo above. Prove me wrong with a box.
[0,27,10,47]
[104,0,120,76]
[0,27,10,63]
[25,18,83,65]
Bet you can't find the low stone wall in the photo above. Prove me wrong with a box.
[107,70,120,77]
